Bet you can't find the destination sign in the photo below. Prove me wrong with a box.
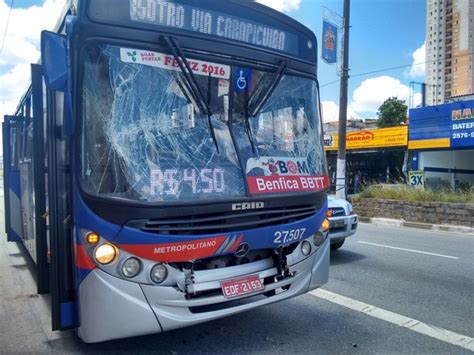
[128,0,299,55]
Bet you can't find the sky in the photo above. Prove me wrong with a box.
[0,0,427,123]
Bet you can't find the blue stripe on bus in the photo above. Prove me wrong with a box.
[8,227,21,242]
[114,205,327,253]
[77,268,93,283]
[9,171,21,198]
[60,302,77,328]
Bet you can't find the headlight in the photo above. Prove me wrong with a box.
[150,264,168,284]
[347,203,353,215]
[313,231,326,247]
[301,241,312,256]
[94,243,117,265]
[121,257,142,278]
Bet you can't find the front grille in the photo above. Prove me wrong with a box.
[329,207,346,217]
[128,205,318,235]
[330,226,346,234]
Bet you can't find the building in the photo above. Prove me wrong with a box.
[409,99,474,191]
[324,124,409,194]
[425,0,474,105]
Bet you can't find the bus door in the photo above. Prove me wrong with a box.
[3,116,22,243]
[46,88,77,330]
[19,114,36,261]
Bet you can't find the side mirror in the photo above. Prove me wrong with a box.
[41,31,68,92]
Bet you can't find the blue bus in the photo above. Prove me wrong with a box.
[3,0,330,343]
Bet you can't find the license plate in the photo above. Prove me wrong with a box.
[330,219,346,228]
[221,275,265,299]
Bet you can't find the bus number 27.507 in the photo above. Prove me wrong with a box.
[273,228,306,245]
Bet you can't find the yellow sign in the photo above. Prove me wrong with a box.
[324,126,408,151]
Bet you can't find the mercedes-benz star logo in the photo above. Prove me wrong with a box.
[234,243,250,258]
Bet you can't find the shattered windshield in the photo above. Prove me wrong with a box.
[232,70,327,195]
[80,44,245,202]
[80,43,326,202]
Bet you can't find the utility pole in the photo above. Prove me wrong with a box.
[335,0,351,199]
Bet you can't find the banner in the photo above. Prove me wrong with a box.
[321,20,338,64]
[409,99,474,149]
[324,126,408,151]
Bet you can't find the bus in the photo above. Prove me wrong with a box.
[2,0,330,343]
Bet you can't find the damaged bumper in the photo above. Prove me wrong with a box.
[77,237,329,343]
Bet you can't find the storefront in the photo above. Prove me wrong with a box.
[409,99,474,191]
[324,126,408,194]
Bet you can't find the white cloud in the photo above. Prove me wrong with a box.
[321,100,360,123]
[256,0,301,12]
[351,76,410,114]
[0,0,66,120]
[407,42,426,78]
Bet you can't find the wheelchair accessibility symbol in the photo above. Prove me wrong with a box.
[234,68,252,93]
[237,70,247,90]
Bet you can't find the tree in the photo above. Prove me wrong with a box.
[376,97,408,128]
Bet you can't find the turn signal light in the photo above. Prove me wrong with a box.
[321,218,330,232]
[86,232,100,245]
[326,210,333,217]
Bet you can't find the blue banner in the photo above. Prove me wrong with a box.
[322,20,338,64]
[409,99,474,149]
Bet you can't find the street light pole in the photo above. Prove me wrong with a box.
[336,0,351,199]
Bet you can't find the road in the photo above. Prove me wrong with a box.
[0,210,473,353]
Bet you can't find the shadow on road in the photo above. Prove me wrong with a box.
[330,249,366,266]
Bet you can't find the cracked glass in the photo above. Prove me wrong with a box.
[80,43,325,202]
[80,44,245,202]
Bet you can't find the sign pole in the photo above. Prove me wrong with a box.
[336,0,351,199]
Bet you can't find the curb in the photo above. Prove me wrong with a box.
[360,217,474,235]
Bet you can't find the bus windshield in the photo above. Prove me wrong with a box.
[80,43,325,202]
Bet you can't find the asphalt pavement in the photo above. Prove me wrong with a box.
[0,198,473,353]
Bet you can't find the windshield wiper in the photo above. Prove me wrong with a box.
[244,60,288,153]
[248,60,288,117]
[163,36,219,152]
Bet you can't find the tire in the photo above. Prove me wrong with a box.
[330,239,345,250]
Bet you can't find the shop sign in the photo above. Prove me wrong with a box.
[408,170,424,189]
[451,107,474,148]
[409,100,474,149]
[324,126,408,151]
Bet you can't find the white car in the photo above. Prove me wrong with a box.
[327,196,358,250]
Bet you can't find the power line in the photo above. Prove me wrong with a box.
[0,0,14,57]
[320,51,474,88]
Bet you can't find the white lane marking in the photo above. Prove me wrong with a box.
[357,241,459,260]
[310,289,474,352]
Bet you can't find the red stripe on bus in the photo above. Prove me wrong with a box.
[228,235,244,252]
[75,244,96,270]
[119,236,227,262]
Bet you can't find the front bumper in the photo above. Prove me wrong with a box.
[328,215,358,242]
[77,238,329,343]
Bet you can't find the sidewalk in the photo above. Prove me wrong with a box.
[0,227,79,351]
[359,217,474,235]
